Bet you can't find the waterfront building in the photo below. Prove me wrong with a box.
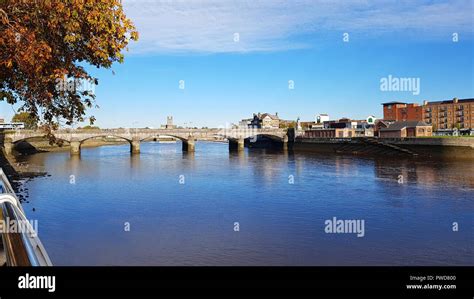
[304,118,362,138]
[366,115,377,125]
[354,127,374,137]
[239,118,252,128]
[243,113,281,129]
[379,121,432,138]
[316,114,329,124]
[311,123,324,129]
[354,119,375,137]
[374,120,393,137]
[422,98,474,132]
[249,114,261,128]
[323,118,358,129]
[303,127,356,138]
[308,114,328,129]
[261,113,280,128]
[299,121,316,130]
[382,101,422,122]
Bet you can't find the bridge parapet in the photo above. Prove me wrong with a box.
[1,127,289,155]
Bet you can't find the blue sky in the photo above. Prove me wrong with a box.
[1,0,473,128]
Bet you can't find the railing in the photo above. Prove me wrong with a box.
[0,168,52,266]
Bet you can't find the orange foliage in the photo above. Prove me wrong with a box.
[0,0,138,130]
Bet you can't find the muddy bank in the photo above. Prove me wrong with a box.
[0,149,48,202]
[294,137,474,160]
[1,139,130,198]
[14,137,129,154]
[1,137,177,195]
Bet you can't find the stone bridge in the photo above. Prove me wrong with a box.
[1,128,291,155]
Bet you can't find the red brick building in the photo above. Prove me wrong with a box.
[382,102,422,122]
[423,98,474,130]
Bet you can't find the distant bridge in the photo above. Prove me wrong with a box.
[1,128,291,155]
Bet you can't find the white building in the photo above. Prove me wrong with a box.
[366,115,377,125]
[316,114,329,124]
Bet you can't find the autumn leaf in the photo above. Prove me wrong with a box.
[0,0,138,133]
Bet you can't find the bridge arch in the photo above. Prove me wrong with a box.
[246,133,285,142]
[78,135,132,145]
[12,136,72,145]
[225,133,289,151]
[218,133,286,142]
[10,136,71,154]
[139,134,187,142]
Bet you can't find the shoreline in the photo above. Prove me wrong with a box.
[0,140,131,195]
[0,149,46,200]
[294,137,474,160]
[3,137,473,187]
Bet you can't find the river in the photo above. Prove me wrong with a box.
[15,142,474,265]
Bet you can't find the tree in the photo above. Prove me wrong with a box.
[0,0,138,138]
[79,125,100,130]
[12,111,37,129]
[279,121,296,129]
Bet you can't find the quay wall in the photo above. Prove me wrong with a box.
[293,137,474,160]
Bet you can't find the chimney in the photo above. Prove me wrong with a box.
[453,97,458,103]
[275,112,278,117]
[423,100,428,106]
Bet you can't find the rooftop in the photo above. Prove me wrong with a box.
[425,98,474,105]
[260,113,279,120]
[380,121,431,131]
[381,101,407,105]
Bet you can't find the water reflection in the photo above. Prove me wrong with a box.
[373,158,474,189]
[70,155,81,173]
[15,142,474,266]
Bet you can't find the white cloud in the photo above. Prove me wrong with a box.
[123,0,474,54]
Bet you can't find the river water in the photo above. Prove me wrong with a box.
[16,142,473,265]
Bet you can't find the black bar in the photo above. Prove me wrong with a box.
[0,267,472,298]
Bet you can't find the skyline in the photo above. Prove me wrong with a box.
[1,0,473,128]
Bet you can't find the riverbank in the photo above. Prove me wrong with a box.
[0,138,136,195]
[294,137,474,160]
[13,137,133,154]
[4,136,473,191]
[0,148,47,201]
